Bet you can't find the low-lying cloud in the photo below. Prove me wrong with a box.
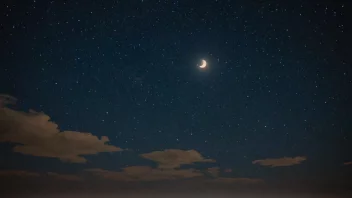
[0,94,17,107]
[85,166,203,181]
[343,161,352,165]
[207,167,220,177]
[252,156,307,167]
[207,177,264,184]
[140,149,215,169]
[0,95,122,163]
[47,172,83,181]
[0,170,82,181]
[0,170,40,177]
[0,95,272,186]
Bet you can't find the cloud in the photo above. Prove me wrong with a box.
[85,166,203,181]
[0,170,40,177]
[208,177,264,184]
[140,149,215,169]
[86,149,214,182]
[47,172,83,181]
[344,161,352,165]
[252,156,307,167]
[0,94,17,107]
[207,167,220,177]
[0,170,82,181]
[0,98,122,163]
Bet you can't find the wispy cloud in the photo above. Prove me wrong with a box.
[207,177,264,184]
[86,149,217,182]
[343,161,352,166]
[85,166,203,181]
[207,167,220,177]
[0,170,40,177]
[140,149,215,169]
[252,156,307,167]
[0,170,83,181]
[47,172,83,181]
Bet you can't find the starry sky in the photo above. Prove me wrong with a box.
[0,0,352,196]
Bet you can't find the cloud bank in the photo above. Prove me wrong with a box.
[0,95,269,185]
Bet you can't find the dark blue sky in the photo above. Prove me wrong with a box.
[0,0,351,195]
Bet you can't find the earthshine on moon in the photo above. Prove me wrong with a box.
[199,59,207,68]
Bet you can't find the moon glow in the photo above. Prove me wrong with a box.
[199,59,207,68]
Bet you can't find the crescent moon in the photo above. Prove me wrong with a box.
[199,60,207,68]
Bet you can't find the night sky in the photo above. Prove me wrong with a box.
[1,0,352,197]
